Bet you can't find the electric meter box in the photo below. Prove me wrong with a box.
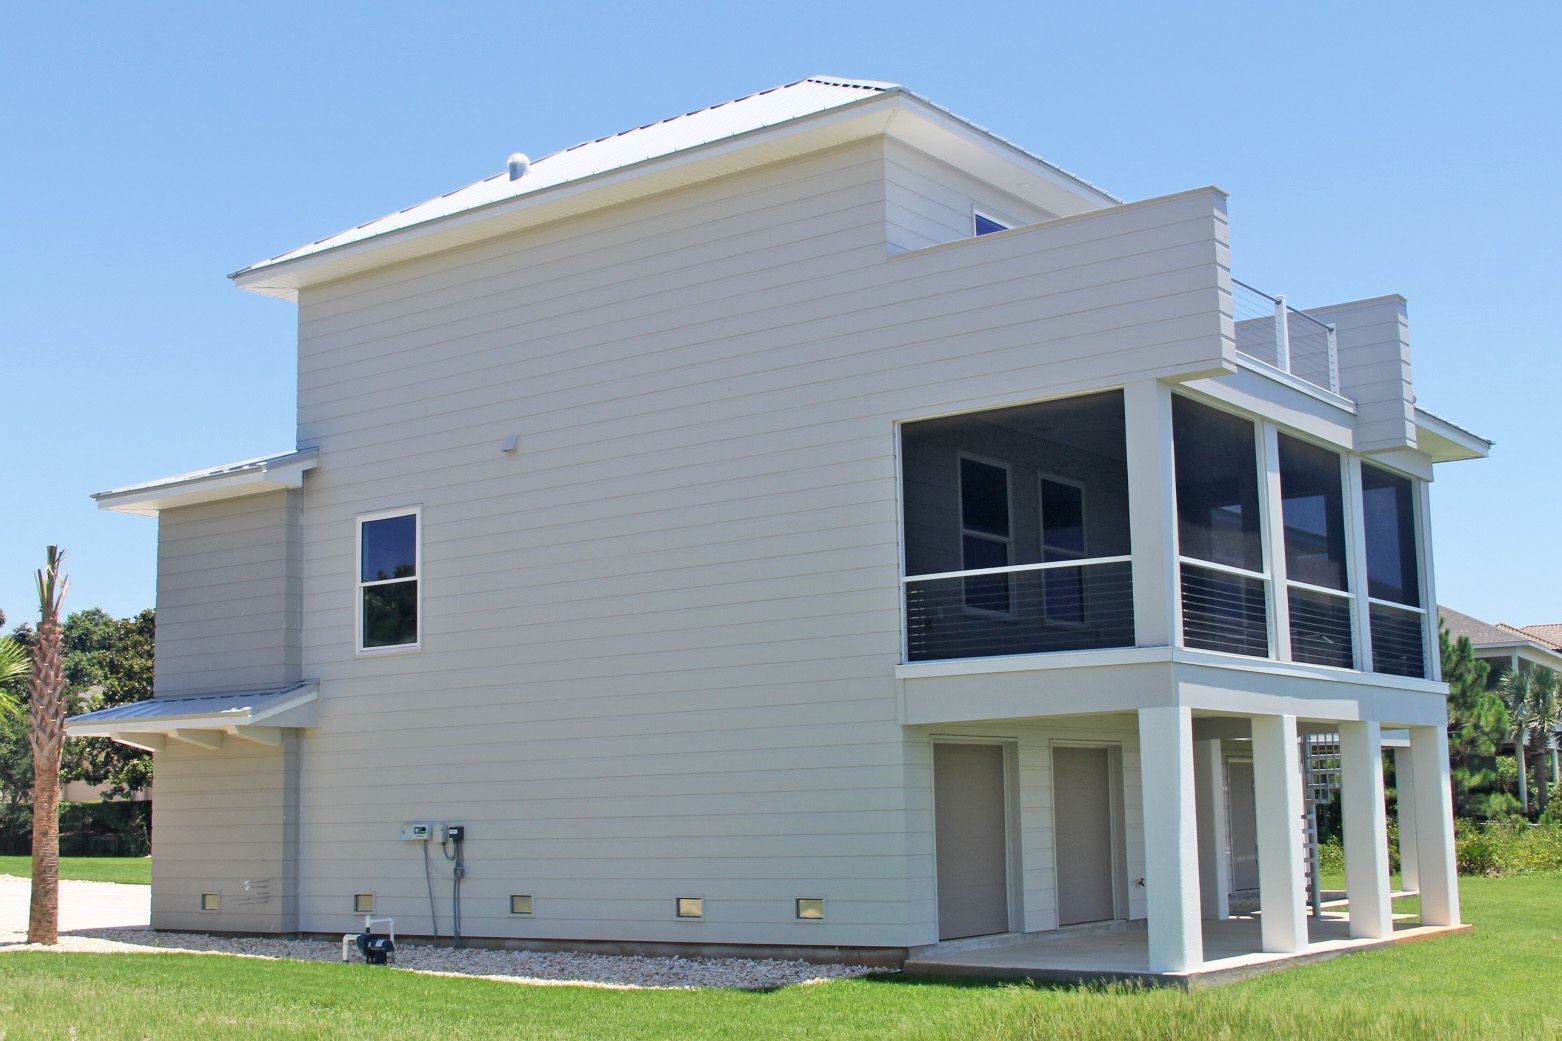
[399,822,435,841]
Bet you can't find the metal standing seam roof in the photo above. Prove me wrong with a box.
[92,448,315,500]
[68,682,316,727]
[232,75,1118,279]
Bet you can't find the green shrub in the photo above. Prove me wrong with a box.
[0,801,150,856]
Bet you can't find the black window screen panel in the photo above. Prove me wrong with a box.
[1181,563,1268,657]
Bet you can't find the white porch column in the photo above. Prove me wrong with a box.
[1193,738,1231,920]
[1393,747,1420,892]
[1408,724,1461,926]
[1339,721,1393,938]
[1138,707,1204,972]
[1251,713,1308,953]
[1123,380,1179,648]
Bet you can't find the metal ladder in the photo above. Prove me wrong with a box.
[1300,734,1341,915]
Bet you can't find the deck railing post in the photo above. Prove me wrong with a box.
[1274,294,1291,374]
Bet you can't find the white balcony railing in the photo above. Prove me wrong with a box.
[903,557,1135,662]
[1232,279,1340,396]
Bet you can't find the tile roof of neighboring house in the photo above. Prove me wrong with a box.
[1439,606,1521,648]
[233,75,1116,280]
[1514,624,1562,651]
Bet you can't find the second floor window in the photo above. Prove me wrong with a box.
[1279,434,1352,668]
[359,509,420,651]
[960,456,1012,614]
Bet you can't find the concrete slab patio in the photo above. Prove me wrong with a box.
[0,875,150,945]
[903,911,1471,989]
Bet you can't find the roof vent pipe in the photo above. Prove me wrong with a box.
[507,153,531,180]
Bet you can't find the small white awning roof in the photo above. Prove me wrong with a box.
[92,449,317,516]
[67,682,317,752]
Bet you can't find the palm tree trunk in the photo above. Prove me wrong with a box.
[27,547,67,946]
[1516,740,1529,816]
[28,757,60,944]
[1538,743,1551,813]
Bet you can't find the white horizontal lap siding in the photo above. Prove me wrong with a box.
[884,138,1059,252]
[283,142,1225,946]
[152,742,285,932]
[155,491,300,697]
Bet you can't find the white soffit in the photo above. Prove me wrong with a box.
[231,76,1119,300]
[1414,406,1492,463]
[92,448,318,516]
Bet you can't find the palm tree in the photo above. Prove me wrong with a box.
[28,546,68,945]
[1496,666,1537,816]
[0,636,29,709]
[1527,668,1561,813]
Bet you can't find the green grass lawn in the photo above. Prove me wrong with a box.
[0,856,150,886]
[0,876,1557,1041]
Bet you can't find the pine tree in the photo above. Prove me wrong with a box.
[1441,624,1515,819]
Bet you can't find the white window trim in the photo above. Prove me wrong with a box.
[355,505,423,656]
[972,207,1013,236]
[1038,472,1088,627]
[958,452,1014,618]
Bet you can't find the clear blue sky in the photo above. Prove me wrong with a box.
[2,2,1557,629]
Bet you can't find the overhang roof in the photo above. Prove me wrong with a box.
[67,682,318,752]
[1414,406,1491,463]
[92,448,317,516]
[230,75,1119,300]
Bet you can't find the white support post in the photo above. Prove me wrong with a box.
[1408,724,1461,926]
[1415,480,1441,681]
[1194,738,1231,920]
[1342,456,1375,672]
[1123,380,1179,649]
[1325,324,1341,394]
[1339,721,1393,938]
[1251,713,1308,953]
[1138,707,1204,972]
[1258,424,1291,662]
[1393,747,1420,892]
[1274,294,1292,373]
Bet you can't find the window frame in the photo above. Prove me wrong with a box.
[355,505,423,656]
[958,452,1015,617]
[972,208,1012,236]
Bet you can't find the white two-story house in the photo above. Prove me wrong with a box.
[70,76,1488,978]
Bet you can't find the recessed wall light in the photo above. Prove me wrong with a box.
[796,898,825,920]
[353,893,375,914]
[676,897,703,919]
[510,895,533,915]
[200,893,221,911]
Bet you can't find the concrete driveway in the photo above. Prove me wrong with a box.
[0,874,150,944]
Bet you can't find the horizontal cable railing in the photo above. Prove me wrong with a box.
[1231,278,1340,396]
[1180,559,1269,658]
[1288,584,1354,669]
[1369,599,1427,678]
[904,557,1135,662]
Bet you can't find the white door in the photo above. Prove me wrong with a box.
[1227,758,1260,893]
[934,743,1010,940]
[1053,746,1118,926]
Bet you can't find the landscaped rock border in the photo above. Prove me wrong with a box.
[17,929,887,990]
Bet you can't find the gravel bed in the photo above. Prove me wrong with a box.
[50,929,885,989]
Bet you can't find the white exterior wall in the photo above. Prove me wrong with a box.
[271,139,1229,948]
[151,739,289,932]
[155,491,301,697]
[884,139,1057,252]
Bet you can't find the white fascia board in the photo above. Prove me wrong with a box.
[1414,407,1492,463]
[92,449,318,516]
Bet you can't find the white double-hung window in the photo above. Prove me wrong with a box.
[357,507,421,652]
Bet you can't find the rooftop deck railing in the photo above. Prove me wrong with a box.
[1232,279,1340,396]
